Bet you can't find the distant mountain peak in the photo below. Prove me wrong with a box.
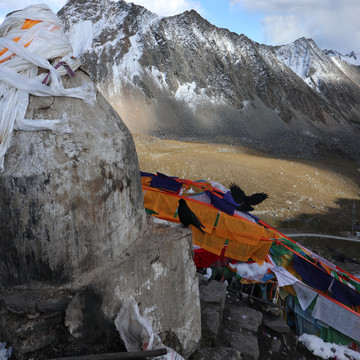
[59,0,360,162]
[323,48,360,67]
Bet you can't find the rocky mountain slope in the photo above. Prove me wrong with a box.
[58,0,360,161]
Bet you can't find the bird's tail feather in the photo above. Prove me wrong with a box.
[192,224,205,234]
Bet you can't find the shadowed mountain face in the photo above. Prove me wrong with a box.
[58,0,360,161]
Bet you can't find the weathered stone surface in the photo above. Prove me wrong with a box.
[229,331,259,359]
[0,288,72,317]
[85,220,201,358]
[15,331,58,354]
[264,317,290,333]
[201,307,221,340]
[192,347,242,360]
[0,219,201,359]
[65,287,118,344]
[0,288,73,359]
[200,280,227,312]
[267,306,284,317]
[15,313,64,339]
[198,279,227,345]
[36,297,72,313]
[1,290,42,315]
[197,273,208,287]
[226,305,263,333]
[0,69,146,287]
[271,338,282,353]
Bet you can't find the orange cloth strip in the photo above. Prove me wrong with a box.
[143,185,277,264]
[224,237,272,264]
[0,19,42,63]
[250,240,273,264]
[21,19,42,30]
[192,228,225,255]
[143,189,179,222]
[215,211,277,246]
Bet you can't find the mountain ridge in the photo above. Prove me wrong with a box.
[324,49,360,67]
[58,0,360,161]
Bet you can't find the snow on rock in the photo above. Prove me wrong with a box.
[0,343,11,360]
[299,333,360,360]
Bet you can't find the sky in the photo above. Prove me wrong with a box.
[0,0,359,54]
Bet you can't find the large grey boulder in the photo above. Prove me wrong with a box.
[0,69,146,287]
[263,317,290,334]
[229,331,259,359]
[199,280,227,344]
[91,219,201,358]
[216,301,263,359]
[226,305,263,333]
[0,71,201,358]
[0,220,201,359]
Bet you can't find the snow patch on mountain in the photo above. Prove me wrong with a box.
[275,38,342,94]
[110,64,123,94]
[276,39,312,79]
[174,81,226,110]
[68,20,94,57]
[66,7,128,57]
[111,12,159,83]
[120,33,144,79]
[148,66,168,89]
[329,56,350,76]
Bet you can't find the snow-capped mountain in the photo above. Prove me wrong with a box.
[324,49,360,67]
[58,0,360,161]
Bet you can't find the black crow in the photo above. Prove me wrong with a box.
[229,183,268,212]
[178,199,205,234]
